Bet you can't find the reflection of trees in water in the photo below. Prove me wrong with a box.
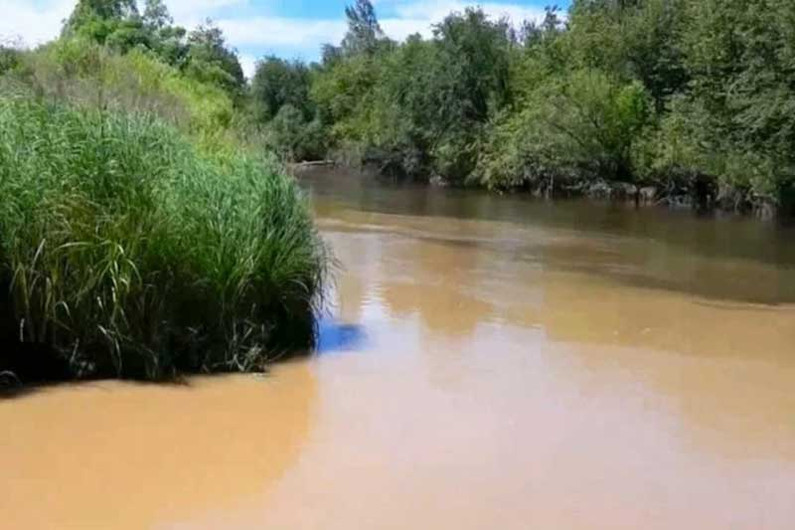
[538,272,795,363]
[326,231,386,325]
[330,231,497,393]
[539,235,795,305]
[305,168,795,269]
[327,226,497,338]
[336,273,366,324]
[325,212,795,462]
[378,237,492,338]
[0,365,318,529]
[381,283,492,338]
[533,272,795,461]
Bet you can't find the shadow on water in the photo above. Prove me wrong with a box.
[0,368,196,400]
[303,168,795,306]
[300,167,795,269]
[316,318,367,354]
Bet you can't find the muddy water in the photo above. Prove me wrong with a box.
[2,170,795,529]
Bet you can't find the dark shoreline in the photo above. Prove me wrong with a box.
[294,162,793,222]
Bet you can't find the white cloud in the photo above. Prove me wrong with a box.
[379,18,435,40]
[166,0,247,20]
[165,0,250,33]
[215,1,548,53]
[0,0,74,47]
[0,0,550,65]
[390,0,546,24]
[373,0,548,40]
[379,1,551,47]
[216,17,346,48]
[0,0,249,48]
[238,53,257,79]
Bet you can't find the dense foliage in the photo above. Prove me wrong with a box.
[63,0,245,96]
[1,0,792,384]
[9,0,792,215]
[304,0,795,215]
[0,97,326,381]
[0,1,327,383]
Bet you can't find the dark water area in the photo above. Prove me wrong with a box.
[301,167,795,305]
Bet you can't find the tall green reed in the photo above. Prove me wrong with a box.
[0,97,327,380]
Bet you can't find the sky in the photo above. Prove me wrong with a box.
[0,0,570,77]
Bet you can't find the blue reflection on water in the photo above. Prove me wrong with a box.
[316,318,367,354]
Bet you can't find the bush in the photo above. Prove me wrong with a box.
[263,104,327,162]
[0,46,21,75]
[476,69,651,190]
[636,96,795,212]
[251,56,315,122]
[0,97,327,380]
[6,39,235,140]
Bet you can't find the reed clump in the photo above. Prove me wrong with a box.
[0,96,327,380]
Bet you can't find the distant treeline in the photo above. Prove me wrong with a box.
[260,0,795,216]
[3,0,793,217]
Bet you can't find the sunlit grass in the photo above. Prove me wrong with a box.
[0,96,327,380]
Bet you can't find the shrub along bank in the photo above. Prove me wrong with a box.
[0,97,326,382]
[7,0,792,217]
[302,1,795,217]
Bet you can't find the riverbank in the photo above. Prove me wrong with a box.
[267,1,795,221]
[295,162,788,220]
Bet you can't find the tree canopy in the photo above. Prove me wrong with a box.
[61,0,245,98]
[302,0,795,214]
[42,0,795,215]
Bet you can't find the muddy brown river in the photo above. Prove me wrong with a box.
[2,169,795,529]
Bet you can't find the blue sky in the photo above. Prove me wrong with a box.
[1,1,570,77]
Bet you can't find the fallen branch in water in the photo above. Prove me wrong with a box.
[291,160,336,168]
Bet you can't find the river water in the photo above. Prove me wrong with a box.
[2,169,795,529]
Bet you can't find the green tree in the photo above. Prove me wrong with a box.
[251,57,314,122]
[674,0,795,210]
[432,9,513,125]
[142,0,172,30]
[184,21,245,97]
[313,7,516,181]
[520,6,565,48]
[309,0,795,212]
[426,9,514,178]
[63,0,147,52]
[341,0,388,56]
[0,46,20,75]
[565,0,688,111]
[265,105,327,161]
[142,1,188,67]
[66,0,138,23]
[478,69,650,189]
